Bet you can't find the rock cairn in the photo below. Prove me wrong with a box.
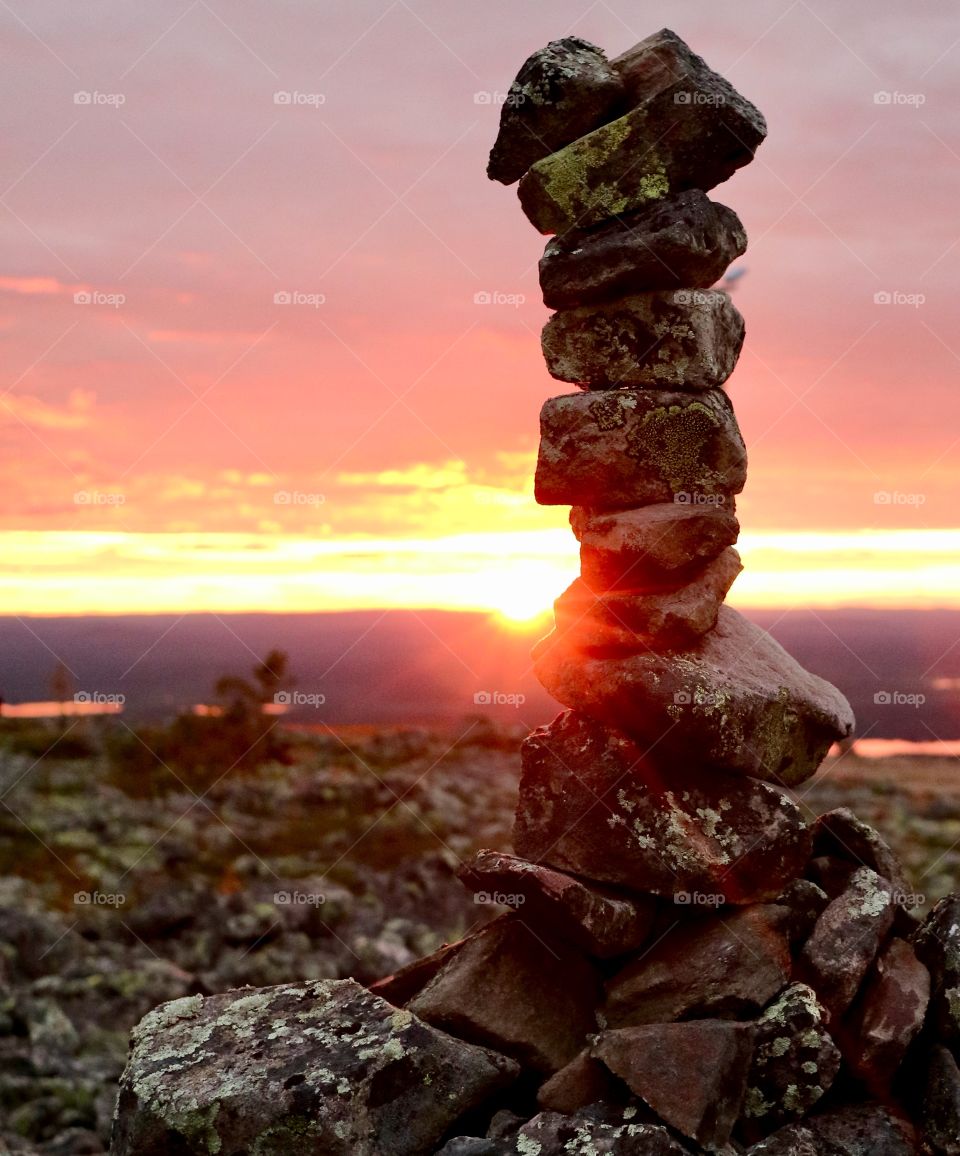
[111,29,960,1156]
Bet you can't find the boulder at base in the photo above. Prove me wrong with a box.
[111,978,519,1156]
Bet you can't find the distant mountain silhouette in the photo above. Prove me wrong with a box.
[0,609,958,739]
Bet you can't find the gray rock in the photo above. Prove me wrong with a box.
[535,388,747,509]
[798,867,896,1017]
[594,1021,755,1148]
[518,29,766,233]
[914,894,960,1045]
[572,500,740,590]
[549,547,742,651]
[487,37,625,185]
[515,1108,694,1154]
[921,1044,960,1156]
[111,978,518,1156]
[407,914,599,1073]
[540,190,747,309]
[806,1103,916,1155]
[604,905,793,1028]
[811,807,911,902]
[844,936,929,1090]
[774,878,830,946]
[457,850,656,959]
[515,711,812,905]
[534,605,855,788]
[542,289,745,390]
[745,1124,825,1155]
[739,983,841,1142]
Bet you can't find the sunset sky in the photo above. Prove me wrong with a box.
[3,0,960,618]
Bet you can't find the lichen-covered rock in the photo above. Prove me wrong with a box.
[535,388,747,509]
[533,606,855,788]
[914,894,960,1046]
[407,914,599,1073]
[921,1044,960,1156]
[515,711,812,904]
[811,808,911,902]
[774,878,830,946]
[805,1102,916,1155]
[572,500,740,590]
[518,28,766,233]
[509,1107,695,1154]
[539,190,747,309]
[487,37,625,185]
[739,984,841,1143]
[604,905,793,1028]
[594,1021,755,1148]
[745,1123,823,1155]
[797,867,896,1018]
[110,978,519,1156]
[549,548,742,651]
[542,290,745,390]
[844,937,929,1090]
[457,850,655,959]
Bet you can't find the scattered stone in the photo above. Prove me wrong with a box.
[515,710,812,904]
[550,547,742,651]
[534,605,855,788]
[914,894,960,1045]
[542,289,745,390]
[603,905,793,1027]
[536,1047,622,1113]
[797,867,896,1018]
[519,29,766,233]
[535,388,747,509]
[594,1020,755,1148]
[457,849,656,959]
[572,500,741,590]
[812,808,911,901]
[111,978,519,1156]
[739,983,841,1143]
[539,190,747,309]
[843,936,929,1090]
[921,1044,960,1156]
[407,914,599,1073]
[487,37,625,185]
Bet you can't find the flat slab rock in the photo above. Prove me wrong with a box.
[407,913,599,1073]
[534,604,855,787]
[739,983,841,1143]
[457,849,656,959]
[519,28,767,233]
[797,866,896,1018]
[540,189,747,310]
[535,388,747,509]
[487,37,625,186]
[594,1021,755,1149]
[542,289,745,391]
[604,904,793,1029]
[515,710,812,904]
[549,547,742,652]
[110,978,519,1156]
[572,500,740,590]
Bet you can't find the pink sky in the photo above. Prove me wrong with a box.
[1,1,959,612]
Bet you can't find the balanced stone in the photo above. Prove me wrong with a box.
[458,849,656,959]
[542,289,745,390]
[533,605,855,787]
[540,190,747,309]
[604,905,793,1028]
[535,388,747,509]
[487,37,625,185]
[407,914,599,1073]
[572,500,740,589]
[514,710,812,904]
[739,984,841,1142]
[594,1021,755,1149]
[550,547,742,651]
[111,979,519,1156]
[518,28,767,233]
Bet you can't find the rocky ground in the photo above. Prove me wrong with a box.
[0,720,957,1153]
